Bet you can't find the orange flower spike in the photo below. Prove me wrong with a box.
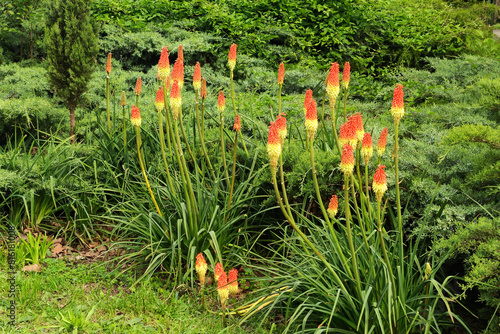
[278,62,285,85]
[275,112,287,143]
[349,112,364,144]
[377,127,388,158]
[193,62,202,93]
[135,77,142,96]
[154,86,165,113]
[326,62,340,102]
[305,99,318,140]
[157,46,170,81]
[391,84,404,124]
[373,165,388,202]
[217,91,226,113]
[105,52,112,74]
[228,43,237,71]
[214,262,223,283]
[233,115,241,132]
[339,121,357,149]
[327,195,338,218]
[170,81,182,121]
[177,44,184,64]
[303,89,313,115]
[130,105,141,128]
[120,91,126,106]
[228,268,238,296]
[217,270,229,308]
[267,121,282,176]
[171,58,184,90]
[361,132,373,165]
[340,143,355,176]
[200,78,207,99]
[342,62,350,90]
[195,253,208,286]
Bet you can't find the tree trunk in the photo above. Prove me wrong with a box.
[70,105,75,144]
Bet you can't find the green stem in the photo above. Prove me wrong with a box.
[162,84,173,156]
[174,120,198,227]
[226,131,238,218]
[279,154,292,218]
[309,139,352,278]
[230,69,249,157]
[272,172,352,301]
[122,106,126,147]
[196,93,215,179]
[135,127,163,218]
[158,108,175,194]
[394,121,403,268]
[343,87,348,123]
[219,112,230,182]
[364,163,373,221]
[106,76,111,132]
[330,101,341,155]
[344,174,362,298]
[377,201,396,308]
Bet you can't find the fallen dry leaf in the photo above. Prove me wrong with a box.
[52,243,65,255]
[22,264,42,272]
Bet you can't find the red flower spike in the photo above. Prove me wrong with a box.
[217,270,229,307]
[361,132,373,165]
[214,262,223,283]
[135,77,142,96]
[228,268,238,296]
[267,121,282,175]
[305,99,318,140]
[275,112,287,143]
[177,44,184,64]
[303,89,313,115]
[195,253,208,286]
[348,112,364,144]
[228,43,237,71]
[130,105,141,128]
[377,127,388,158]
[278,62,285,85]
[391,84,404,124]
[155,86,164,113]
[200,78,207,99]
[157,46,170,81]
[233,115,241,132]
[170,81,182,121]
[373,165,388,202]
[342,62,350,90]
[105,52,112,74]
[327,195,338,218]
[193,62,202,92]
[340,143,355,175]
[171,58,184,90]
[217,91,226,113]
[326,62,340,102]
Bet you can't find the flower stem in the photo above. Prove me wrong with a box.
[135,127,162,218]
[344,174,362,298]
[106,76,111,132]
[230,69,249,157]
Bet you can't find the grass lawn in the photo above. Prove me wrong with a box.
[0,256,273,333]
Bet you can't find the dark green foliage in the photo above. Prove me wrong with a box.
[436,216,500,332]
[90,0,486,76]
[44,0,98,139]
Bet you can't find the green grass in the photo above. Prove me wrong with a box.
[0,256,273,333]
